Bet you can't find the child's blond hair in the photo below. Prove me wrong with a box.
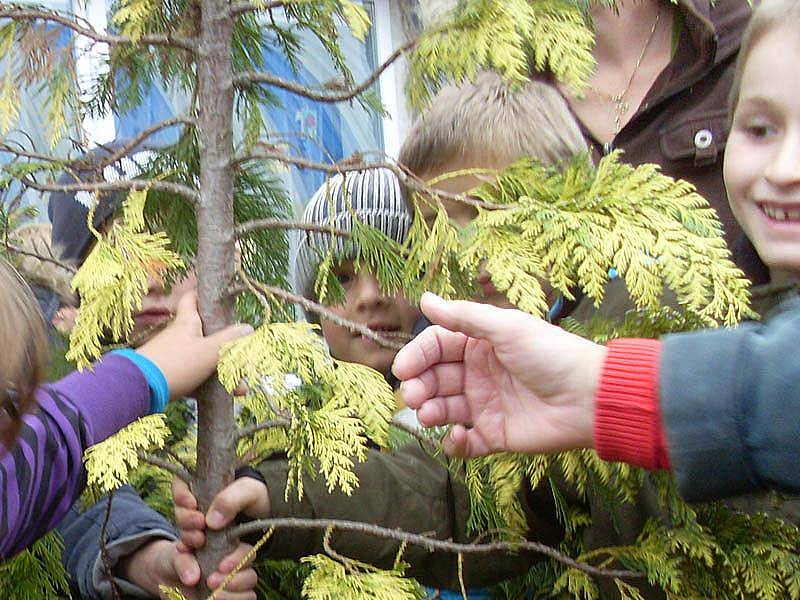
[728,0,800,114]
[399,71,587,180]
[0,258,48,447]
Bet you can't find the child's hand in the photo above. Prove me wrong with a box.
[137,292,253,400]
[172,476,271,560]
[117,537,258,599]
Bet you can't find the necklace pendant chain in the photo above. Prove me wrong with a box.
[595,5,662,136]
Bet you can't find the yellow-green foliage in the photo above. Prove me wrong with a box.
[218,322,396,499]
[67,188,184,368]
[402,203,467,300]
[84,413,170,499]
[112,0,158,41]
[0,532,71,600]
[407,0,595,108]
[413,152,752,326]
[302,554,425,600]
[338,0,371,42]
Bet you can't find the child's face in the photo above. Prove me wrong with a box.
[724,25,800,280]
[420,158,546,309]
[320,261,421,378]
[132,271,198,345]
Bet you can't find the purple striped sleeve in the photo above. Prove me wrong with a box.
[0,354,149,559]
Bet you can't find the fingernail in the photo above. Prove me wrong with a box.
[208,510,225,529]
[182,566,199,583]
[238,324,255,335]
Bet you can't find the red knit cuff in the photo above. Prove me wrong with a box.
[594,338,670,471]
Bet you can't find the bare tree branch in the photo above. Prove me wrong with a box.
[236,218,351,238]
[228,0,288,17]
[234,40,415,103]
[0,117,194,172]
[233,150,509,211]
[236,417,292,441]
[5,244,78,274]
[93,117,196,169]
[139,451,193,482]
[236,278,406,351]
[0,7,196,51]
[228,517,644,580]
[22,177,200,204]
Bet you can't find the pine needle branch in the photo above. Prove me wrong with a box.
[234,40,416,103]
[21,176,199,204]
[236,417,292,441]
[228,517,644,580]
[0,7,197,51]
[236,218,351,238]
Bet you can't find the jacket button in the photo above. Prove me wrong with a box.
[694,129,713,149]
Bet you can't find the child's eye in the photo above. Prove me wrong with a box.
[335,273,352,286]
[742,122,776,139]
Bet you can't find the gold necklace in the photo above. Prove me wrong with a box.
[590,5,662,136]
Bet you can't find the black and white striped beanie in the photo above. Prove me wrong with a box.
[294,168,411,319]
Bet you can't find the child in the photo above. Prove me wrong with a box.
[173,169,565,594]
[0,256,251,560]
[40,143,257,599]
[293,167,421,381]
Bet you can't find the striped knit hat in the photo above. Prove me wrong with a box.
[294,168,411,320]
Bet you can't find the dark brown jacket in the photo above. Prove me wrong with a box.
[581,0,754,277]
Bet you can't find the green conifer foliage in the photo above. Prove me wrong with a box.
[1,0,797,598]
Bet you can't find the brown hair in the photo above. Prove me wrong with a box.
[399,71,587,180]
[728,0,800,115]
[0,258,49,448]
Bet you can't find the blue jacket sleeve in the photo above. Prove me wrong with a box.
[660,297,800,502]
[58,486,177,600]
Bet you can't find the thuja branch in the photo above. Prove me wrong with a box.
[236,218,351,238]
[234,40,415,103]
[0,7,197,51]
[228,517,644,580]
[22,177,200,204]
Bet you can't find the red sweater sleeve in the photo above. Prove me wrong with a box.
[593,338,671,471]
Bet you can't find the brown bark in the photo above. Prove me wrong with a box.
[193,0,237,593]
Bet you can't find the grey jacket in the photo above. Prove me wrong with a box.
[58,486,177,599]
[661,295,800,502]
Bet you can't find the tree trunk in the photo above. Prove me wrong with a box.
[194,0,237,593]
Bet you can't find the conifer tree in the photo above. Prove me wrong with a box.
[1,1,798,599]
